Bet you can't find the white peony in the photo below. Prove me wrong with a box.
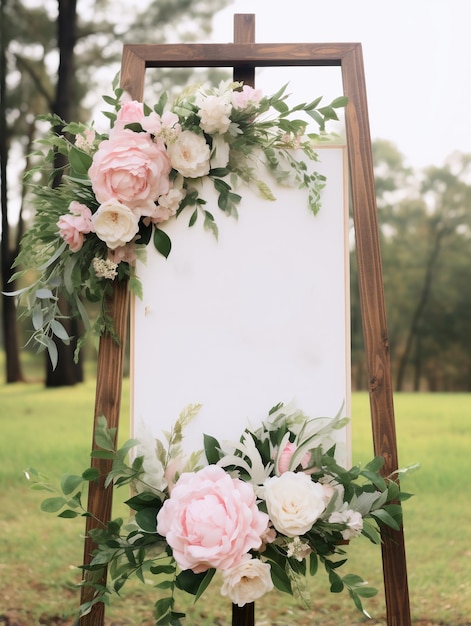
[263,471,326,537]
[166,130,210,178]
[220,556,273,607]
[199,95,232,134]
[91,201,140,250]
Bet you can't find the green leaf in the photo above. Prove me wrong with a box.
[60,474,83,495]
[154,228,172,258]
[203,212,218,240]
[329,95,349,108]
[51,320,70,342]
[328,568,344,593]
[41,496,67,513]
[309,552,318,576]
[194,568,216,602]
[41,336,58,370]
[32,304,44,330]
[94,415,116,451]
[150,564,176,576]
[135,507,158,533]
[176,569,215,597]
[369,508,400,530]
[68,146,92,177]
[90,450,116,460]
[256,179,276,201]
[82,467,100,481]
[188,208,198,227]
[154,596,174,619]
[58,509,80,518]
[355,586,378,598]
[269,561,292,594]
[203,434,222,465]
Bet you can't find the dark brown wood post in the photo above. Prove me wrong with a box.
[232,13,256,626]
[80,279,130,625]
[233,13,256,86]
[341,45,411,626]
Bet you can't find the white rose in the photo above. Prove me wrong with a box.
[263,471,326,537]
[329,509,364,540]
[167,130,210,178]
[199,95,232,134]
[91,201,140,250]
[220,556,273,607]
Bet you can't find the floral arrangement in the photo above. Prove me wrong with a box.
[11,76,346,367]
[29,402,413,624]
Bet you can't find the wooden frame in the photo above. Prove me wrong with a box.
[80,14,411,626]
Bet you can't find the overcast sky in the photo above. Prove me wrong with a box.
[211,0,471,170]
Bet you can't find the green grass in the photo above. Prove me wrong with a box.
[0,382,470,625]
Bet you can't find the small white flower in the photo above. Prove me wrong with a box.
[92,257,119,280]
[286,536,312,561]
[329,508,364,540]
[220,556,273,607]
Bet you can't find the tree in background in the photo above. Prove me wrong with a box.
[1,0,231,386]
[354,141,471,391]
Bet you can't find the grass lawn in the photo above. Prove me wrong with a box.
[0,378,470,625]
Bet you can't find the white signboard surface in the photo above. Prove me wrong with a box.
[131,146,350,462]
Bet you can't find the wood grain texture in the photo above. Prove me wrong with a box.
[79,279,130,625]
[340,45,411,626]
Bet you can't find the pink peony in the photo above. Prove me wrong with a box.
[88,128,171,216]
[57,201,93,252]
[156,465,269,574]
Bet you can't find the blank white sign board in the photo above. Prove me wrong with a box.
[131,145,350,464]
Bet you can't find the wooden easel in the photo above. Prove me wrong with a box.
[80,14,411,626]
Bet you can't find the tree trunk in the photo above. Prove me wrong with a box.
[45,0,80,387]
[0,0,24,383]
[395,229,444,391]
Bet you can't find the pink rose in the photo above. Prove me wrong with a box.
[57,201,93,252]
[156,465,269,574]
[276,442,310,475]
[115,100,145,128]
[89,129,171,216]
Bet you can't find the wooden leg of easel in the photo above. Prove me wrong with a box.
[79,279,130,625]
[232,602,255,626]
